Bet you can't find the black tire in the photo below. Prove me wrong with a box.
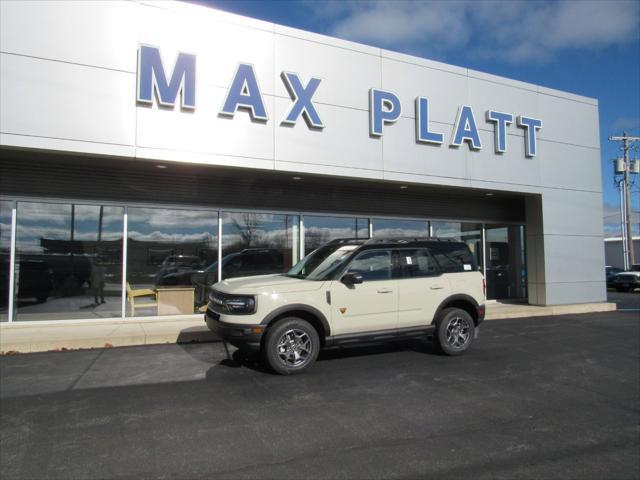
[262,317,320,375]
[436,308,475,356]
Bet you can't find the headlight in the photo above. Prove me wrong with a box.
[210,291,256,314]
[225,296,256,313]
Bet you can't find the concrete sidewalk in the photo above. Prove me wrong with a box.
[0,301,616,354]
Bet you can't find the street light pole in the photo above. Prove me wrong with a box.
[618,180,628,270]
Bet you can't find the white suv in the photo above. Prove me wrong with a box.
[205,238,486,374]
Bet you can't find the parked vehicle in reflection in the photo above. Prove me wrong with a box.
[1,258,54,305]
[612,264,640,292]
[154,255,205,286]
[605,265,624,289]
[155,249,284,305]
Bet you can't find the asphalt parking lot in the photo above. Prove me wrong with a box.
[1,302,639,479]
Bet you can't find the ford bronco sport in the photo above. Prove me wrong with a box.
[205,238,485,374]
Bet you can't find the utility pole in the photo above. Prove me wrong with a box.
[610,132,640,268]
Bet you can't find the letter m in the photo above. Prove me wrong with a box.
[137,45,196,109]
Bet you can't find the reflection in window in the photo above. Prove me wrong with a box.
[485,225,526,300]
[127,207,218,316]
[1,201,12,321]
[373,218,428,238]
[432,222,483,271]
[14,202,124,321]
[396,249,439,278]
[304,216,369,255]
[221,212,299,283]
[347,250,392,281]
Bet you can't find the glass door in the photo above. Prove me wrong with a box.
[485,225,526,300]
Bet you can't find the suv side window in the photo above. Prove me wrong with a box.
[394,249,440,278]
[430,243,476,273]
[346,249,392,281]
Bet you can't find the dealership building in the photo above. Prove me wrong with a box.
[0,0,606,325]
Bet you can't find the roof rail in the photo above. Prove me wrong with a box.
[324,238,366,245]
[363,237,458,244]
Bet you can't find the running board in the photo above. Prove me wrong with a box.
[325,325,436,347]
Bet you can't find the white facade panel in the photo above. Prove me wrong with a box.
[380,57,468,124]
[0,53,136,147]
[138,4,276,95]
[0,0,138,72]
[0,133,136,159]
[539,141,601,192]
[273,98,382,175]
[537,94,600,149]
[543,235,606,284]
[467,77,537,138]
[381,117,469,183]
[541,188,604,237]
[136,85,275,161]
[274,35,380,111]
[381,49,468,76]
[544,282,606,305]
[467,130,541,188]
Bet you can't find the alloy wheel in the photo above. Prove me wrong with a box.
[276,328,313,367]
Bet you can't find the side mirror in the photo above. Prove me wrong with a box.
[341,272,363,285]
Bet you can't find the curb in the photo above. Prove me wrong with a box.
[0,302,618,354]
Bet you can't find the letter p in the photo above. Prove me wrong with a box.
[369,89,402,136]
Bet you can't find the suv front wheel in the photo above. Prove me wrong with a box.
[436,308,475,356]
[263,317,320,375]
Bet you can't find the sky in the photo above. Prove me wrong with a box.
[191,0,640,236]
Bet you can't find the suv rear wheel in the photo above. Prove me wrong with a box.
[436,307,475,356]
[263,317,320,375]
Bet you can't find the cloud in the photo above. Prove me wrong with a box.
[610,116,640,133]
[308,0,640,63]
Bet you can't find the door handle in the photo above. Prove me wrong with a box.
[377,289,393,294]
[430,285,444,290]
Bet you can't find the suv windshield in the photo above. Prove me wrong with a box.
[285,244,359,280]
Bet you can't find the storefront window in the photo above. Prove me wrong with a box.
[1,201,12,321]
[127,207,218,316]
[304,216,369,255]
[14,202,124,321]
[485,225,526,300]
[221,212,300,284]
[431,222,483,272]
[372,218,429,238]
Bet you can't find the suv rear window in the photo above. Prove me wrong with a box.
[430,243,476,273]
[395,249,440,278]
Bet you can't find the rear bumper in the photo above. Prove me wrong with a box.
[205,310,264,353]
[613,278,640,288]
[476,304,486,325]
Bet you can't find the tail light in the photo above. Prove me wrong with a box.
[482,277,486,299]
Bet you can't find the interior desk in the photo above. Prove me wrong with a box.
[156,287,195,315]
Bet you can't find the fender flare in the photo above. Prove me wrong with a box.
[260,304,331,337]
[432,294,480,325]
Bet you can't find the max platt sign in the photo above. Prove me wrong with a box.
[136,45,543,157]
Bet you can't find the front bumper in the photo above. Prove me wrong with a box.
[205,308,264,353]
